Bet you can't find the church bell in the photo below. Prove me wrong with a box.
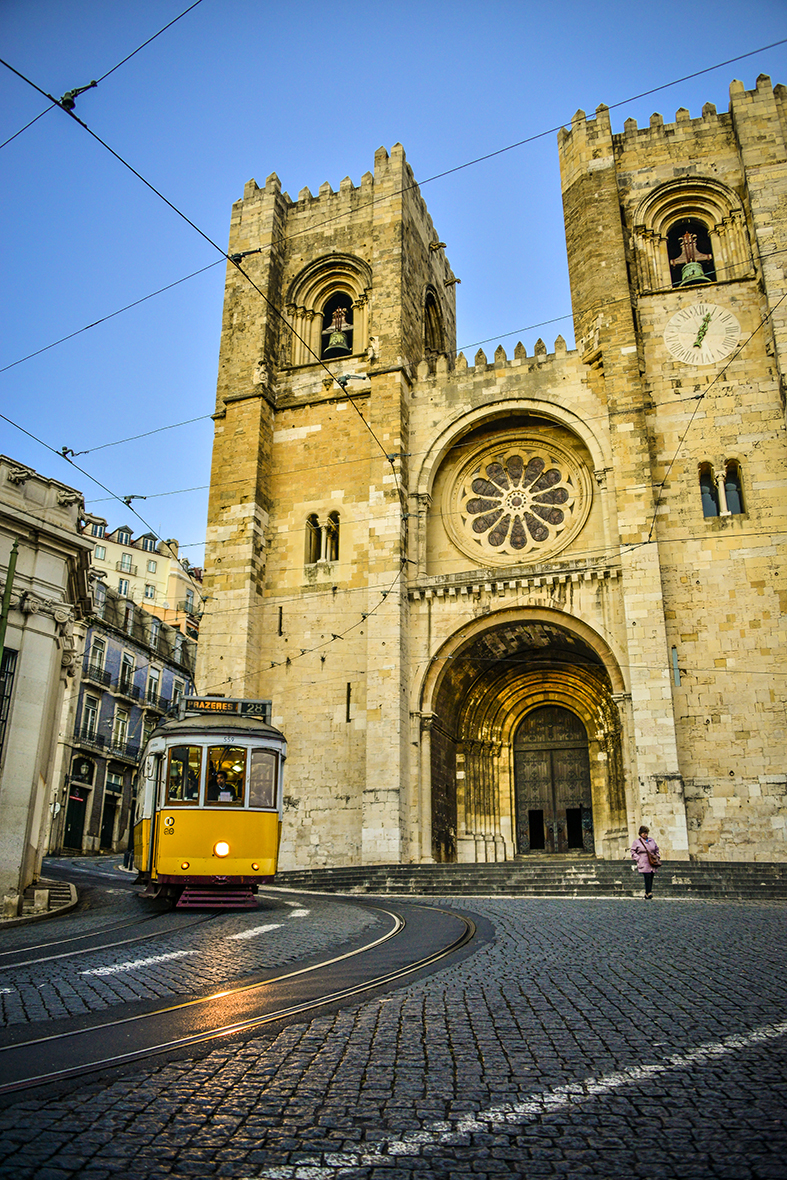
[323,330,352,358]
[678,261,712,286]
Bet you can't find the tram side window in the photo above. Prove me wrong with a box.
[207,746,246,804]
[167,746,202,803]
[249,749,278,809]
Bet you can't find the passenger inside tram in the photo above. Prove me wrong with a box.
[206,746,245,804]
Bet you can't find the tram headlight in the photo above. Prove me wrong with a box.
[251,862,260,871]
[180,861,190,870]
[214,841,230,858]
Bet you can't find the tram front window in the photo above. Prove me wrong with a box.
[167,746,202,803]
[207,746,246,804]
[249,749,278,809]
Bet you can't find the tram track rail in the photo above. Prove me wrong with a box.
[0,901,475,1098]
[0,912,218,971]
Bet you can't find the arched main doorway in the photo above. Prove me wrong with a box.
[514,706,593,854]
[422,608,628,863]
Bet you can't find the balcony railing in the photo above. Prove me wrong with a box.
[145,690,170,712]
[176,599,198,615]
[74,724,106,751]
[106,739,140,762]
[83,662,112,687]
[116,677,143,702]
[115,560,138,576]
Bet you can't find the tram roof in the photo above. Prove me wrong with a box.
[152,714,286,742]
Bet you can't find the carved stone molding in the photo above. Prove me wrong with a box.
[57,490,83,508]
[6,464,34,485]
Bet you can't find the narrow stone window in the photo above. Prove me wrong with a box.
[305,514,322,564]
[668,218,715,287]
[699,464,719,517]
[325,511,340,562]
[723,461,744,515]
[424,288,443,358]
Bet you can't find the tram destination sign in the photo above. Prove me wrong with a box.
[184,697,272,722]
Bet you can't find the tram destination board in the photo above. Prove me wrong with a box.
[183,697,272,723]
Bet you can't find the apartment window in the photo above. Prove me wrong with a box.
[83,694,99,739]
[94,581,106,617]
[174,632,184,662]
[90,637,105,670]
[144,584,155,600]
[124,602,134,633]
[118,578,129,596]
[147,559,157,574]
[105,770,124,794]
[120,652,135,694]
[173,679,184,707]
[112,708,129,747]
[147,666,160,702]
[94,545,106,560]
[142,714,157,744]
[142,536,156,552]
[150,616,161,646]
[120,553,133,572]
[91,523,105,538]
[117,530,131,546]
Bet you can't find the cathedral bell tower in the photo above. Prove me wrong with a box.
[197,145,456,867]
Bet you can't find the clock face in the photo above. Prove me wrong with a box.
[663,303,741,366]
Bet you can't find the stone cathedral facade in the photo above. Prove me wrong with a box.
[197,75,787,868]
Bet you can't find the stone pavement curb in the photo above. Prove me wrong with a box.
[0,879,78,929]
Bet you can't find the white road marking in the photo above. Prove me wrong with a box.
[81,950,197,976]
[0,988,13,995]
[227,923,282,941]
[288,909,310,919]
[245,1017,787,1179]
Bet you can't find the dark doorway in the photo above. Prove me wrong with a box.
[63,786,88,850]
[100,798,117,850]
[514,706,594,854]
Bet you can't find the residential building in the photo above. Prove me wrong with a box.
[84,517,203,640]
[50,585,196,855]
[0,456,91,908]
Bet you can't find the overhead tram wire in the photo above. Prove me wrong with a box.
[0,0,204,153]
[0,260,223,377]
[1,41,786,386]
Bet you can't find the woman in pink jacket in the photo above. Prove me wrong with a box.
[631,824,660,900]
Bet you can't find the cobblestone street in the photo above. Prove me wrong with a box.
[0,893,785,1179]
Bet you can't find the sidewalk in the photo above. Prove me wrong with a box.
[1,877,77,927]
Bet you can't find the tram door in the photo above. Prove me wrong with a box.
[514,706,594,854]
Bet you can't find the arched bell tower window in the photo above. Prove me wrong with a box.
[667,218,715,287]
[632,179,752,293]
[286,254,372,367]
[699,463,719,518]
[321,294,353,359]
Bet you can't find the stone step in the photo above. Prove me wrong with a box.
[274,861,787,901]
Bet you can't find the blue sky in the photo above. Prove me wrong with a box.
[2,0,786,564]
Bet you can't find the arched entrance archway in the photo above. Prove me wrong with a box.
[514,706,593,854]
[419,608,628,863]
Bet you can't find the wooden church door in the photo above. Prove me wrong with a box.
[514,706,594,854]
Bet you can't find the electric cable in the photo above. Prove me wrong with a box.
[0,0,204,152]
[0,260,223,377]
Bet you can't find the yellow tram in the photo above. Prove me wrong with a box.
[133,697,287,907]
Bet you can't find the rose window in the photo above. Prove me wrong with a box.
[448,440,591,565]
